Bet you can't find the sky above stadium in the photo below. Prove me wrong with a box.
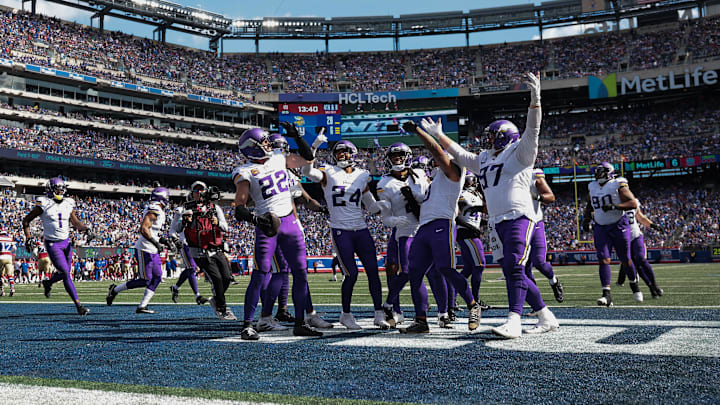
[0,0,628,53]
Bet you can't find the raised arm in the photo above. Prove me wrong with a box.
[515,72,542,167]
[419,118,480,173]
[404,121,461,182]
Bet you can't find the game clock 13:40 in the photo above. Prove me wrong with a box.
[279,103,341,148]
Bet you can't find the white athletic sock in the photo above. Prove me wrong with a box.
[139,289,155,307]
[550,276,558,285]
[438,312,448,318]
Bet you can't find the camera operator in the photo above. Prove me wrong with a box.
[181,182,235,320]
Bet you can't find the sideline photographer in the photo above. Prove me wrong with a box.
[181,181,235,320]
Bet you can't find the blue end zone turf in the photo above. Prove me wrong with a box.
[0,304,718,403]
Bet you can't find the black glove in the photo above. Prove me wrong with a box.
[601,203,617,212]
[279,121,300,139]
[256,212,277,237]
[650,223,663,233]
[150,238,163,252]
[159,236,174,251]
[319,206,329,215]
[402,121,418,134]
[582,218,592,232]
[25,237,36,253]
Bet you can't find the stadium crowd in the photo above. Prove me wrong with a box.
[2,9,720,96]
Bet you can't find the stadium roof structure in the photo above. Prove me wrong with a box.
[28,0,707,51]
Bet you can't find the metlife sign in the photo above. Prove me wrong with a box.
[588,67,718,99]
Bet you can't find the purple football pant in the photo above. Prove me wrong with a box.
[523,221,555,283]
[408,219,474,319]
[125,250,162,291]
[495,217,546,315]
[631,235,656,286]
[44,238,80,303]
[385,228,401,313]
[459,237,486,302]
[261,245,312,314]
[175,245,199,295]
[331,228,383,312]
[244,214,308,323]
[594,215,637,286]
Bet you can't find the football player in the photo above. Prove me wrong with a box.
[302,139,389,329]
[525,168,564,304]
[616,200,664,298]
[22,177,94,315]
[106,187,172,314]
[425,72,559,338]
[583,162,643,307]
[395,121,481,334]
[455,172,488,309]
[0,230,16,296]
[233,125,327,340]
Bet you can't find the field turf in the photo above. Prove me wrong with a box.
[0,263,718,404]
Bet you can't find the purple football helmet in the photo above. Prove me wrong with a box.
[384,142,412,172]
[485,119,520,151]
[411,156,430,173]
[331,140,358,168]
[238,128,272,160]
[150,187,170,206]
[45,177,67,202]
[464,170,476,190]
[594,162,615,184]
[269,133,289,154]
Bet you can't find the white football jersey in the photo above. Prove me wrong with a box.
[530,168,545,221]
[36,197,75,241]
[135,201,166,254]
[588,177,629,226]
[377,169,428,238]
[458,190,484,229]
[232,150,293,217]
[419,163,465,226]
[0,235,15,260]
[627,202,642,240]
[321,165,370,231]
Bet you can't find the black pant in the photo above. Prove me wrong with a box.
[194,252,232,311]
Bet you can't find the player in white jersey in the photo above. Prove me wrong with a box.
[169,181,210,306]
[454,172,488,312]
[525,168,564,305]
[233,126,328,340]
[582,162,642,306]
[391,120,481,334]
[425,72,558,338]
[302,140,389,329]
[0,230,16,296]
[106,187,173,314]
[22,177,93,315]
[376,143,428,325]
[616,200,665,298]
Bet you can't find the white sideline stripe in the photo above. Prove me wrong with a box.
[0,383,277,405]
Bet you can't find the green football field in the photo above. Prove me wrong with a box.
[4,262,719,308]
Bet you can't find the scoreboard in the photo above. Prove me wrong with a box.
[278,103,341,149]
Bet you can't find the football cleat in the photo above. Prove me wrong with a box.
[195,295,209,305]
[438,315,453,329]
[524,308,559,335]
[527,310,539,317]
[340,312,362,330]
[393,312,405,325]
[468,303,481,331]
[374,310,391,330]
[106,284,117,306]
[42,279,52,298]
[217,308,237,321]
[650,284,664,298]
[448,308,457,322]
[382,304,396,328]
[629,282,643,302]
[9,290,14,297]
[551,280,565,303]
[241,326,260,341]
[170,286,179,303]
[399,319,430,334]
[257,316,288,332]
[136,306,156,314]
[275,308,295,323]
[477,300,490,311]
[597,296,614,307]
[293,324,323,337]
[76,305,90,316]
[492,320,522,339]
[305,312,334,329]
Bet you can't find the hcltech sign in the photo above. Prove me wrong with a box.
[589,67,718,99]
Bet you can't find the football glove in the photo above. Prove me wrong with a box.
[279,121,300,139]
[650,223,663,233]
[525,71,541,105]
[402,121,418,134]
[582,218,592,232]
[256,212,277,237]
[420,117,444,138]
[24,237,37,253]
[601,203,617,212]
